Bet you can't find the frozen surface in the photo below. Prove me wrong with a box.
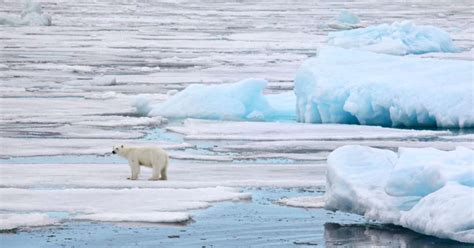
[328,10,362,30]
[0,162,321,229]
[72,212,191,224]
[0,213,58,230]
[147,79,292,121]
[0,138,193,158]
[328,21,458,55]
[278,196,325,208]
[0,0,51,26]
[325,145,474,243]
[216,139,474,153]
[295,46,474,128]
[169,119,449,141]
[0,163,323,189]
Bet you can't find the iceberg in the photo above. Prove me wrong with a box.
[325,145,474,243]
[328,21,458,55]
[0,0,52,26]
[294,46,474,128]
[146,78,294,121]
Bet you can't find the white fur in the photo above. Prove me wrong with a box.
[113,145,169,181]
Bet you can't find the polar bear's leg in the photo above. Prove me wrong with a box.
[148,163,161,181]
[128,160,140,180]
[159,156,168,180]
[159,167,167,180]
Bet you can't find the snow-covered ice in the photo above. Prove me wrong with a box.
[0,213,58,230]
[0,0,51,26]
[328,21,458,55]
[278,196,325,209]
[0,162,320,229]
[327,10,362,30]
[0,163,323,189]
[325,145,474,243]
[295,46,474,128]
[146,79,293,121]
[168,119,449,141]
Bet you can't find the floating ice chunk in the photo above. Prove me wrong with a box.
[73,212,191,223]
[0,213,58,230]
[147,79,292,121]
[132,95,154,116]
[328,21,458,55]
[0,187,250,223]
[294,46,474,128]
[0,0,51,26]
[325,145,474,243]
[400,183,474,242]
[337,10,360,25]
[168,119,448,141]
[385,147,474,197]
[278,196,325,208]
[327,10,362,30]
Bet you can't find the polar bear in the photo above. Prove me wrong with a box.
[112,145,169,181]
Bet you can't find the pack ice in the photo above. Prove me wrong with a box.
[294,46,474,128]
[145,78,295,121]
[328,21,457,55]
[0,0,51,26]
[325,145,474,243]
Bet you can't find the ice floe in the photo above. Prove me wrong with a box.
[278,196,325,208]
[295,46,474,128]
[0,162,320,229]
[0,0,51,26]
[0,163,323,189]
[328,21,458,55]
[0,213,58,230]
[327,10,362,30]
[325,145,474,243]
[145,79,294,121]
[168,119,449,141]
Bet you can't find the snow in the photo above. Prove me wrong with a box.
[328,21,458,55]
[145,79,294,121]
[72,212,191,224]
[0,162,320,228]
[294,46,474,128]
[168,119,449,141]
[278,196,325,208]
[0,163,323,189]
[325,145,474,243]
[0,138,193,158]
[216,139,474,154]
[0,0,51,26]
[0,213,58,230]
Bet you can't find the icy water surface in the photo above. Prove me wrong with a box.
[1,188,469,248]
[1,0,473,247]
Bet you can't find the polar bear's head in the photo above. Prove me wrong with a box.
[112,145,126,156]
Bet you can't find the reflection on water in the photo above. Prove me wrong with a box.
[324,223,472,248]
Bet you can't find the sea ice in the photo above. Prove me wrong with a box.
[328,21,458,55]
[0,213,58,230]
[294,46,474,128]
[325,145,474,243]
[144,79,293,121]
[327,10,362,30]
[0,162,320,229]
[168,119,448,141]
[278,196,325,208]
[0,0,51,26]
